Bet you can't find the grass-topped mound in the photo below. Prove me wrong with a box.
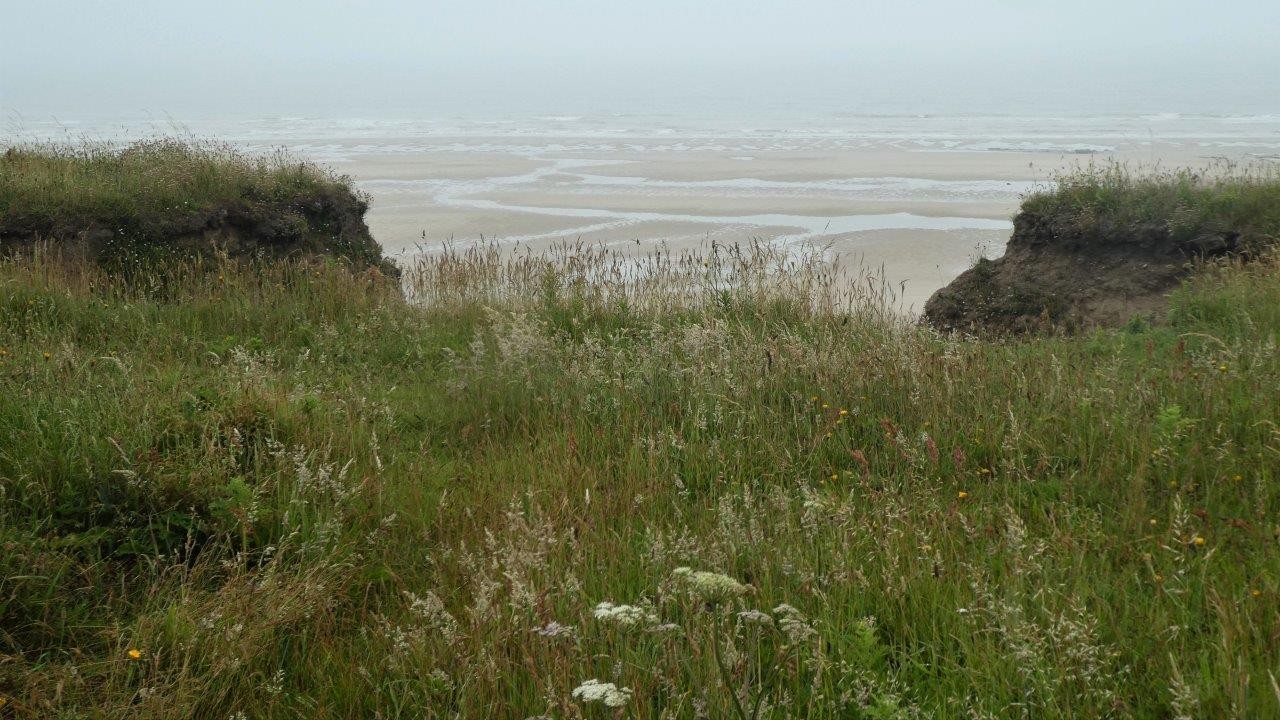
[1,241,1278,718]
[924,163,1280,334]
[0,139,392,272]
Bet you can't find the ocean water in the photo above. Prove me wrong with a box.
[11,111,1280,154]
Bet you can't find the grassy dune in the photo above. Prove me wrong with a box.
[1022,162,1280,248]
[1,158,1279,718]
[1,141,387,272]
[1,140,341,232]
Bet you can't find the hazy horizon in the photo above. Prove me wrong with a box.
[4,0,1280,121]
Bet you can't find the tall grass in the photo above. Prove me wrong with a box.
[0,139,349,234]
[1021,160,1280,246]
[2,239,1277,718]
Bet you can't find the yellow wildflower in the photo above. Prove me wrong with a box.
[127,648,142,660]
[1193,536,1206,547]
[957,491,969,500]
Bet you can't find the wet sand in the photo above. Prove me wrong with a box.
[306,136,1275,312]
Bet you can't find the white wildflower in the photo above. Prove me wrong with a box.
[593,601,658,627]
[773,603,818,643]
[737,609,775,627]
[673,567,748,603]
[572,679,633,708]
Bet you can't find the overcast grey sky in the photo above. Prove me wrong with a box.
[3,0,1279,117]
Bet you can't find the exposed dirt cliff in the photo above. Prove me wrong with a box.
[922,209,1248,334]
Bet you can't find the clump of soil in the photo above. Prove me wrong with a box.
[922,209,1245,334]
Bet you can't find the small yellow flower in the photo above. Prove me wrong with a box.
[127,648,142,660]
[830,474,838,481]
[1193,536,1206,547]
[821,403,830,409]
[0,347,8,356]
[957,491,969,500]
[43,351,52,361]
[839,409,849,416]
[1233,474,1243,482]
[1149,518,1158,526]
[1218,364,1228,372]
[1252,589,1263,598]
[1154,573,1164,583]
[809,396,818,402]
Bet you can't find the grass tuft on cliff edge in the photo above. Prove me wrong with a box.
[1021,161,1280,248]
[1,139,390,271]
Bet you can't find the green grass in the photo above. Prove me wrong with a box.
[1021,161,1280,247]
[1,164,1279,717]
[1,140,346,235]
[2,242,1278,719]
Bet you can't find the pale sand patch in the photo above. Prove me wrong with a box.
[557,143,1236,183]
[821,228,1010,313]
[367,203,599,254]
[467,191,1015,221]
[335,140,1256,311]
[573,149,1054,182]
[346,152,546,181]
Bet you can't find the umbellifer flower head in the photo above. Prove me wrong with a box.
[593,601,658,627]
[673,567,748,603]
[572,679,633,707]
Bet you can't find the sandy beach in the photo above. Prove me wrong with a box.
[299,128,1276,312]
[14,113,1277,312]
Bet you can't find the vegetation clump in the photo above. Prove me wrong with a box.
[925,162,1280,334]
[1022,161,1280,250]
[0,139,392,271]
[1,160,1279,717]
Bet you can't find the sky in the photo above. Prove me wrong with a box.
[3,0,1279,118]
